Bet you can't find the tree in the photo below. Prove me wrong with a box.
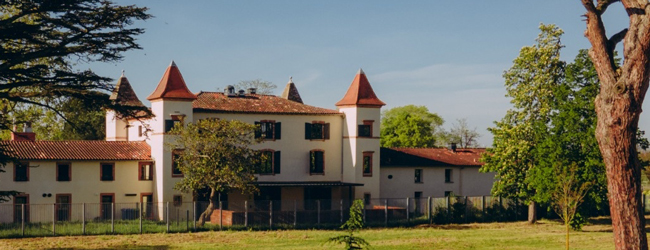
[380,105,445,148]
[448,118,481,148]
[167,118,262,226]
[235,79,277,95]
[481,24,564,224]
[0,0,152,201]
[326,199,370,250]
[580,1,650,248]
[551,163,592,250]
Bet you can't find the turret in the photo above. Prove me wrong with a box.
[337,68,385,200]
[281,77,303,103]
[106,71,145,141]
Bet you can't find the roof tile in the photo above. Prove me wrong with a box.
[147,61,197,101]
[381,147,485,167]
[193,92,341,115]
[336,69,385,107]
[0,141,152,161]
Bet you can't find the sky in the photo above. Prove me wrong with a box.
[89,1,634,147]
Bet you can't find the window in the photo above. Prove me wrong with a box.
[415,169,423,183]
[173,195,182,206]
[445,169,453,183]
[358,120,374,137]
[100,163,114,181]
[139,162,153,180]
[362,152,373,177]
[363,193,371,205]
[138,125,143,137]
[57,163,71,182]
[309,150,325,174]
[164,115,184,133]
[255,121,281,140]
[304,122,330,140]
[172,151,183,177]
[14,162,28,182]
[13,194,29,223]
[259,150,281,175]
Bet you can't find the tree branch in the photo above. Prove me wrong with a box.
[597,0,621,14]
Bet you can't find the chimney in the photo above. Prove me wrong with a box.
[247,88,257,94]
[225,85,236,97]
[12,122,36,141]
[448,143,457,152]
[238,89,245,96]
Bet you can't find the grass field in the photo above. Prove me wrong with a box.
[0,218,620,250]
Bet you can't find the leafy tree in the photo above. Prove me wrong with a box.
[235,79,277,95]
[326,199,370,250]
[580,1,650,248]
[167,118,262,226]
[380,105,445,148]
[448,118,481,148]
[481,24,564,223]
[0,0,152,202]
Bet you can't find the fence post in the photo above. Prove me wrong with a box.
[21,204,25,237]
[384,199,388,227]
[244,200,248,228]
[294,200,297,227]
[406,197,410,225]
[481,196,486,222]
[340,199,344,224]
[166,202,170,233]
[269,200,273,230]
[363,201,366,224]
[317,200,321,229]
[139,202,143,234]
[427,197,431,225]
[53,203,56,236]
[465,196,468,223]
[219,201,223,231]
[186,210,189,231]
[177,209,179,227]
[446,196,450,217]
[193,201,197,231]
[111,203,114,234]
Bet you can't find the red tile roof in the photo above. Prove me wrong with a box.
[193,92,341,115]
[110,74,146,107]
[381,147,485,167]
[336,69,385,107]
[147,61,197,101]
[0,141,152,161]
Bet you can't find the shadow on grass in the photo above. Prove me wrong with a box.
[414,224,473,230]
[45,246,170,250]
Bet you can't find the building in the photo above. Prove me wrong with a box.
[0,62,494,223]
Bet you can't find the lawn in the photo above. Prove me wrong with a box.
[0,218,618,250]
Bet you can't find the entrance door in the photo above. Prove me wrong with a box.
[13,196,29,223]
[141,194,153,219]
[414,192,423,215]
[56,194,71,221]
[100,194,114,220]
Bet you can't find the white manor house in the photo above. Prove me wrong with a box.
[0,62,494,222]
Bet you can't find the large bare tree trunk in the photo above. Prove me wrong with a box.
[581,1,650,249]
[197,188,217,226]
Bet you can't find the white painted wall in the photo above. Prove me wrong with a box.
[380,166,495,199]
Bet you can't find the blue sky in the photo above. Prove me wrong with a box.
[89,1,633,146]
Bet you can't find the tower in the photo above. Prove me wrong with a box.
[106,72,145,141]
[146,61,197,204]
[336,69,385,200]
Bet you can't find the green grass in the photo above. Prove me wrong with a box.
[0,218,619,249]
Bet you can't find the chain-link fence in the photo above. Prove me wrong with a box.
[0,195,532,238]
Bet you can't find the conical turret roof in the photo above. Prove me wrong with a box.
[147,61,197,101]
[335,68,385,107]
[281,77,303,103]
[109,72,145,107]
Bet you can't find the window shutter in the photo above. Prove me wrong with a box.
[275,122,281,140]
[274,151,281,174]
[305,123,311,139]
[254,122,261,139]
[324,123,330,140]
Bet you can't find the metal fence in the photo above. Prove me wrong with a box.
[0,196,528,238]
